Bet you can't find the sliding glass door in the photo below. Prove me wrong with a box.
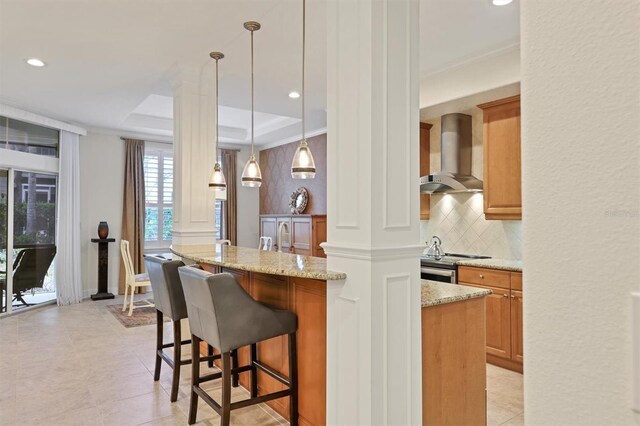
[0,169,8,313]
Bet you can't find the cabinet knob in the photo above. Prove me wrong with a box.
[479,274,484,279]
[502,294,509,298]
[511,295,516,299]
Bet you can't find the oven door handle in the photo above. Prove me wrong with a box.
[420,267,456,277]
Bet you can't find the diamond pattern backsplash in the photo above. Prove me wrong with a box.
[420,193,522,260]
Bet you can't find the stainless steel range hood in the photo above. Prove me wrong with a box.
[420,113,483,194]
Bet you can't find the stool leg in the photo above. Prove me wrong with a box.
[188,334,201,425]
[170,320,181,402]
[288,333,298,426]
[207,344,214,368]
[231,348,239,387]
[221,352,232,426]
[250,343,258,398]
[154,310,163,381]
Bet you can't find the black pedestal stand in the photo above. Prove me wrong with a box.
[90,238,116,300]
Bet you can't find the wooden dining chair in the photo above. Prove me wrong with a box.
[121,240,154,316]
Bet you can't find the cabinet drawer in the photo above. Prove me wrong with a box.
[511,272,523,291]
[458,266,511,289]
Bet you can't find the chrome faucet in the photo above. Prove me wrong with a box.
[277,221,290,253]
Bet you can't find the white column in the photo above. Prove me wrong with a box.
[171,66,217,245]
[324,0,423,424]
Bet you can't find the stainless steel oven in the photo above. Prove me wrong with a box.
[420,253,491,284]
[420,266,457,284]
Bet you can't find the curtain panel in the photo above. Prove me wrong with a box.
[119,139,145,294]
[56,131,82,305]
[221,149,237,245]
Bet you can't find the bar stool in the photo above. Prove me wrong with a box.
[144,256,223,402]
[177,267,298,426]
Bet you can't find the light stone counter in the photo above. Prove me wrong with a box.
[421,280,492,308]
[170,244,347,281]
[456,258,523,272]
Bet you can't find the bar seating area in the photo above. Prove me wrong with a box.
[144,254,299,425]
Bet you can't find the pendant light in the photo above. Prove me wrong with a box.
[208,52,227,191]
[241,21,263,188]
[291,0,316,179]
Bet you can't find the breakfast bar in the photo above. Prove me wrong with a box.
[171,244,345,425]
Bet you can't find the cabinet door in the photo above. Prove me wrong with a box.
[260,217,277,250]
[275,217,292,252]
[291,216,312,256]
[462,283,512,359]
[511,290,524,363]
[478,96,522,220]
[420,123,432,220]
[311,216,327,258]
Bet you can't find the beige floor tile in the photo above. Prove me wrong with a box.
[39,406,104,426]
[88,371,163,404]
[99,391,180,426]
[138,411,189,426]
[501,413,524,425]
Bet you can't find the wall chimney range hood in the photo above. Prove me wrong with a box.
[420,113,483,194]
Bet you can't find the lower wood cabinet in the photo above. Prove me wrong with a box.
[459,266,523,373]
[259,214,327,257]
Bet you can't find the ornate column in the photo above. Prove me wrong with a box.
[171,66,217,245]
[323,0,423,424]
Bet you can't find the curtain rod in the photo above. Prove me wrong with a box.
[119,137,242,152]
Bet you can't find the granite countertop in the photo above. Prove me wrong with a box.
[456,258,523,272]
[421,280,492,308]
[170,244,347,281]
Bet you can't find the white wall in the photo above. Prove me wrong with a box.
[522,0,639,424]
[235,145,260,248]
[420,45,520,109]
[79,131,124,297]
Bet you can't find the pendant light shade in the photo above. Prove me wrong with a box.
[291,0,316,179]
[208,51,227,191]
[291,139,316,179]
[241,21,262,188]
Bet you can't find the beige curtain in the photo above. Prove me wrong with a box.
[221,149,237,245]
[119,139,145,294]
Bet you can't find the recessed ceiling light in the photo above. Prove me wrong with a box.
[492,0,513,5]
[26,58,46,67]
[289,91,300,99]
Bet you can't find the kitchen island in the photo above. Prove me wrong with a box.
[171,244,345,426]
[421,280,491,425]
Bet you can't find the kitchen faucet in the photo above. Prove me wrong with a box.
[277,221,290,253]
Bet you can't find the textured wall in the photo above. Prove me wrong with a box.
[259,134,327,215]
[522,0,640,424]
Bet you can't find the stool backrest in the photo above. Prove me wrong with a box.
[258,236,272,251]
[144,255,187,320]
[178,267,285,353]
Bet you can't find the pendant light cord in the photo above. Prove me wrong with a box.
[302,0,306,141]
[215,58,219,155]
[251,28,255,156]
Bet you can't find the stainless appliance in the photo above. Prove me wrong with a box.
[419,113,483,194]
[421,253,491,284]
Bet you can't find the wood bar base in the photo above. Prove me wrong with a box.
[199,264,326,426]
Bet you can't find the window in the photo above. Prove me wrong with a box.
[0,116,59,158]
[144,149,173,247]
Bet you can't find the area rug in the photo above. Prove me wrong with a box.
[106,300,169,328]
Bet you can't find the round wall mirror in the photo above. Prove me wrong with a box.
[289,187,309,214]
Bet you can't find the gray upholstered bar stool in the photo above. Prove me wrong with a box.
[144,255,221,402]
[177,267,299,426]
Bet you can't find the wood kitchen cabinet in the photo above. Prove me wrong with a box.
[459,266,523,372]
[259,214,327,257]
[478,95,522,220]
[420,122,432,220]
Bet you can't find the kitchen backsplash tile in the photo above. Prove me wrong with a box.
[420,193,522,259]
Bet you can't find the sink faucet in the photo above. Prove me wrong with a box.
[277,221,290,253]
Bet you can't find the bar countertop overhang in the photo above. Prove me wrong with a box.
[170,244,347,281]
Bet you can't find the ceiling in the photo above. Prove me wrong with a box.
[0,0,519,146]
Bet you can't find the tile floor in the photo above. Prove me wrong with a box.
[0,296,524,426]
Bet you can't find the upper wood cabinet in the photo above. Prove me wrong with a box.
[420,122,432,220]
[259,214,327,257]
[478,95,522,220]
